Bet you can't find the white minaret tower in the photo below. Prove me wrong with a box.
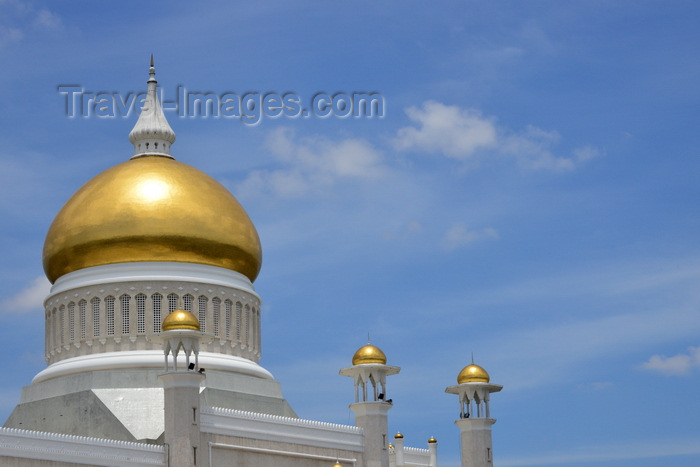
[151,309,209,467]
[445,360,502,467]
[340,343,399,467]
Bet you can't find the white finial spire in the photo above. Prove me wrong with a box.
[128,55,176,159]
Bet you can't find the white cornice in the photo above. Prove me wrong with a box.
[32,350,273,384]
[49,262,258,298]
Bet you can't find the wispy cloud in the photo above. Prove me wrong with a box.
[0,275,50,313]
[33,8,63,31]
[0,24,23,47]
[0,0,63,48]
[640,346,700,376]
[237,127,388,199]
[394,101,600,171]
[441,222,498,250]
[499,435,700,466]
[576,381,614,392]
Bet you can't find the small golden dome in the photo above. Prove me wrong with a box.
[332,462,343,467]
[43,156,262,283]
[394,432,403,439]
[162,309,200,331]
[457,363,490,383]
[352,344,387,365]
[388,444,394,449]
[428,436,437,444]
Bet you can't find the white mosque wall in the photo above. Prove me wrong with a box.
[200,405,365,466]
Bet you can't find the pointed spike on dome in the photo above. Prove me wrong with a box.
[128,56,176,159]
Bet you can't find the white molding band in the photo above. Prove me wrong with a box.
[32,350,274,384]
[49,262,258,298]
[201,406,363,451]
[0,427,165,466]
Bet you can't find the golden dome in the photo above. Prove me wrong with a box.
[428,436,437,444]
[352,344,387,365]
[43,156,262,283]
[162,309,200,331]
[332,462,343,467]
[394,432,403,439]
[457,363,490,384]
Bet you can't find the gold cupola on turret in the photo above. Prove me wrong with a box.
[162,309,201,332]
[457,362,490,384]
[351,343,387,365]
[42,58,262,284]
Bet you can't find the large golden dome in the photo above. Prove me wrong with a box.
[43,155,262,283]
[352,344,387,365]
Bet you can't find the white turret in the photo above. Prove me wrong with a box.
[445,360,502,467]
[152,310,209,467]
[340,343,399,467]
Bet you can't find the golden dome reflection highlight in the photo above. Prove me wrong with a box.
[135,179,171,201]
[43,155,262,283]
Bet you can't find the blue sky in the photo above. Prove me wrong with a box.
[1,1,700,466]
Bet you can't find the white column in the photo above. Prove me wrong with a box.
[159,372,204,467]
[350,402,391,467]
[394,434,404,467]
[428,439,438,467]
[455,418,495,467]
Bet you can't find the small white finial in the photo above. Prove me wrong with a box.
[128,56,176,159]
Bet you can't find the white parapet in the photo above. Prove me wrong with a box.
[0,427,165,466]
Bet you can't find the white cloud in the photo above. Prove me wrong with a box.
[441,222,498,250]
[395,101,498,158]
[394,101,599,171]
[640,346,700,376]
[0,275,50,313]
[237,127,388,199]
